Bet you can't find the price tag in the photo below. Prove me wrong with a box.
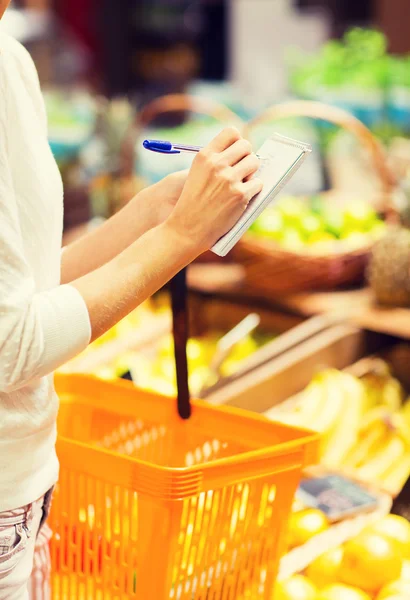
[297,474,379,521]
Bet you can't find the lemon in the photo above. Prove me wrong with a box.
[377,580,410,600]
[317,583,371,600]
[369,515,410,559]
[287,509,329,549]
[305,546,344,588]
[274,575,317,600]
[339,530,403,594]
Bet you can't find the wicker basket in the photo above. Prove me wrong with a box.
[232,100,397,295]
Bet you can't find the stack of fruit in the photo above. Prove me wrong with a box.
[249,195,385,255]
[92,328,272,397]
[266,360,410,495]
[62,295,274,397]
[277,513,410,600]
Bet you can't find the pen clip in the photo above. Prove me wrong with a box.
[143,139,180,154]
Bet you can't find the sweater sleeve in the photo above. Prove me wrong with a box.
[0,118,91,394]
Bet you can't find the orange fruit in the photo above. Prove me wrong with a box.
[305,546,344,589]
[316,583,371,600]
[369,515,410,559]
[287,509,329,548]
[339,530,403,594]
[274,575,317,600]
[377,580,410,600]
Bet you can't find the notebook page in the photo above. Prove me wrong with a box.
[211,134,312,257]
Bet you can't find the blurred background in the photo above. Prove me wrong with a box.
[2,0,410,240]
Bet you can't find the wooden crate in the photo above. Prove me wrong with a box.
[207,325,390,409]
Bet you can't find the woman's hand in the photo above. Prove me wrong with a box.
[69,128,262,342]
[136,169,189,226]
[165,127,262,254]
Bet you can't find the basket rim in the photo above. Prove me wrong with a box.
[240,232,374,260]
[55,373,319,499]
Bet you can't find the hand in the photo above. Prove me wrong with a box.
[136,169,189,226]
[165,127,262,255]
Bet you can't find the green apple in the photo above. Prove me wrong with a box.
[280,228,305,252]
[340,231,371,249]
[277,197,307,226]
[300,213,323,240]
[322,207,345,238]
[251,208,283,239]
[342,201,377,232]
[307,232,339,255]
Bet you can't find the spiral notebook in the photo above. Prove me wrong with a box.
[211,133,312,257]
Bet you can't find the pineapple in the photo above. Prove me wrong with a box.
[368,184,410,307]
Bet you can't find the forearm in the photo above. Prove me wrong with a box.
[71,221,196,342]
[61,188,159,284]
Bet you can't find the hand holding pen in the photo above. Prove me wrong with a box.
[149,127,262,254]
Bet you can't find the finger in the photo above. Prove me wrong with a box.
[220,139,252,166]
[205,126,242,153]
[232,154,260,181]
[241,177,263,203]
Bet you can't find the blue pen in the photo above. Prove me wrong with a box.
[143,139,261,159]
[143,139,202,155]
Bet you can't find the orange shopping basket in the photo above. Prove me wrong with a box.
[50,373,318,600]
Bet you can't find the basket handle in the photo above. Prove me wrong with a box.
[119,94,244,177]
[243,100,397,209]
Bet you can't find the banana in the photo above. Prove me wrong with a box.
[311,371,345,437]
[355,432,407,483]
[358,405,392,433]
[321,373,365,467]
[381,452,410,495]
[269,378,327,428]
[342,419,387,469]
[290,378,328,426]
[381,377,404,412]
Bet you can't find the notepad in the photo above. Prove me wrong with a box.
[211,133,312,257]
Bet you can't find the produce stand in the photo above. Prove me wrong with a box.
[17,18,410,600]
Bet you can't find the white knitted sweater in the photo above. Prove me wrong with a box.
[0,31,91,511]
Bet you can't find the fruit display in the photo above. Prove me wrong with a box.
[266,360,410,495]
[62,295,275,397]
[290,28,410,133]
[89,327,272,397]
[278,513,410,600]
[249,195,385,255]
